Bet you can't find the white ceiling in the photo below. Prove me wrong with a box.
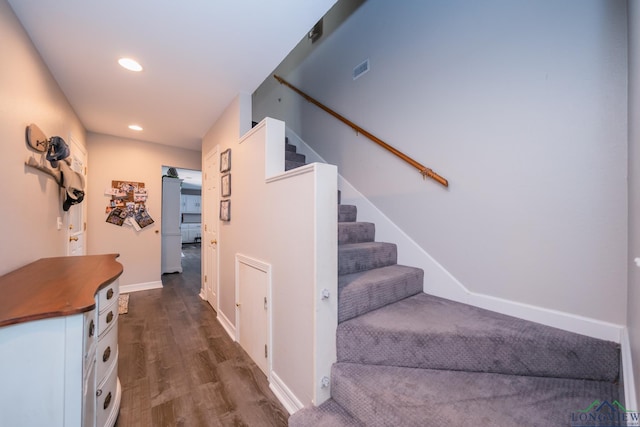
[8,0,337,152]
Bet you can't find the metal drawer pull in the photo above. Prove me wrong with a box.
[103,346,111,363]
[103,392,112,410]
[106,288,114,300]
[106,311,114,324]
[89,320,95,338]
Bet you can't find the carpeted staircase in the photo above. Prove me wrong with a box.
[285,138,307,171]
[285,140,622,427]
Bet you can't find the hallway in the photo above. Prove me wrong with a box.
[115,244,288,426]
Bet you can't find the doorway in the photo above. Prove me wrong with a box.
[161,166,202,275]
[202,148,219,310]
[67,136,87,256]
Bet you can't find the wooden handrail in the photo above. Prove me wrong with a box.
[274,75,448,187]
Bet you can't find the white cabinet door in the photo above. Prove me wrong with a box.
[180,194,188,212]
[185,195,201,213]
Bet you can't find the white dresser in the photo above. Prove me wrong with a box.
[0,254,123,427]
[95,278,121,427]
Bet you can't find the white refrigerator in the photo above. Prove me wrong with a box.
[161,176,183,274]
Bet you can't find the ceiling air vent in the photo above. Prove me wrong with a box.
[308,19,323,43]
[353,59,369,80]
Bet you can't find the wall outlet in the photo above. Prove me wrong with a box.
[57,217,62,230]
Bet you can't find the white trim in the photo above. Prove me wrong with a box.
[235,254,273,378]
[290,126,625,343]
[270,371,304,414]
[462,290,624,343]
[239,118,264,144]
[622,328,638,409]
[339,174,625,343]
[311,163,338,405]
[266,163,315,184]
[216,308,236,341]
[203,146,220,313]
[119,280,162,294]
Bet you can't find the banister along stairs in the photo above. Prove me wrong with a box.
[273,75,449,188]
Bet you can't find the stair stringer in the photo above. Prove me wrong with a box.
[286,127,623,344]
[286,127,634,410]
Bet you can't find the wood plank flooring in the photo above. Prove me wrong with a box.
[115,244,288,427]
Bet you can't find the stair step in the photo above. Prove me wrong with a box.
[338,222,375,245]
[338,265,423,323]
[285,142,297,152]
[338,242,397,276]
[338,205,357,222]
[288,399,363,427]
[285,160,306,171]
[285,150,306,163]
[337,293,620,381]
[330,362,620,427]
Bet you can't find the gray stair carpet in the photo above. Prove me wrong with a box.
[337,292,619,381]
[288,399,362,427]
[329,363,620,427]
[285,140,306,171]
[289,187,621,425]
[338,221,375,244]
[338,204,357,222]
[338,242,398,275]
[338,265,423,323]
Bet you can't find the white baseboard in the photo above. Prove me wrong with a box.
[216,309,236,341]
[338,175,624,343]
[291,127,630,405]
[270,371,304,414]
[120,280,163,294]
[288,128,625,344]
[621,328,638,409]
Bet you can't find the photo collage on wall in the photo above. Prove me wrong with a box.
[104,180,154,231]
[220,149,231,221]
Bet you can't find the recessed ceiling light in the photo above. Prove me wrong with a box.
[118,58,143,72]
[128,125,143,131]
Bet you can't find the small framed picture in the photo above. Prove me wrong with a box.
[220,199,231,221]
[220,149,231,173]
[221,173,231,197]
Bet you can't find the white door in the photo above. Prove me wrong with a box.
[203,148,219,310]
[67,137,87,256]
[238,261,269,375]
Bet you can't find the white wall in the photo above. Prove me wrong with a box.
[253,0,629,326]
[0,0,87,275]
[86,133,200,287]
[628,0,640,410]
[201,94,252,319]
[202,98,338,408]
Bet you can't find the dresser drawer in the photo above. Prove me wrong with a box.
[97,304,117,337]
[96,359,118,427]
[97,280,119,313]
[96,321,118,381]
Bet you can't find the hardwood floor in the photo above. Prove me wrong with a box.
[115,244,289,427]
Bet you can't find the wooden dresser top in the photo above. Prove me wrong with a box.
[0,254,123,327]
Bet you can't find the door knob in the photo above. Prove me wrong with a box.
[211,239,217,245]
